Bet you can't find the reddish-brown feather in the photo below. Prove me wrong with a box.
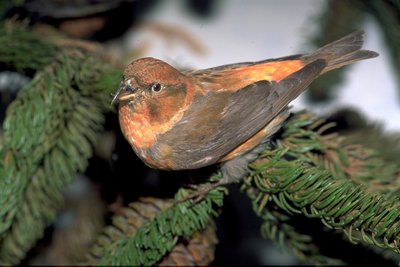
[194,60,304,92]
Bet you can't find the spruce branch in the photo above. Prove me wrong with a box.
[243,111,400,264]
[86,197,219,266]
[258,204,345,265]
[95,188,225,266]
[0,49,121,265]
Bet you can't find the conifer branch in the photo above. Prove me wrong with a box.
[242,112,400,264]
[95,188,225,266]
[0,48,121,264]
[86,197,219,266]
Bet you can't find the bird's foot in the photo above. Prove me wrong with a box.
[179,178,228,204]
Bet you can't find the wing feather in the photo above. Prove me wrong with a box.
[151,59,326,169]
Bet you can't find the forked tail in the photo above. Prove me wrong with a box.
[303,31,379,74]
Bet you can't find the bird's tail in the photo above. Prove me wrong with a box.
[302,31,379,74]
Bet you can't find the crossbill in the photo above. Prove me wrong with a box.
[112,31,378,199]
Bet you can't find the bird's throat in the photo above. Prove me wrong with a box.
[118,104,157,150]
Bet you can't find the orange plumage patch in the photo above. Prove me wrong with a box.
[119,105,156,149]
[210,60,304,91]
[239,60,304,82]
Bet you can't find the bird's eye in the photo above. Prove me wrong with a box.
[151,83,163,92]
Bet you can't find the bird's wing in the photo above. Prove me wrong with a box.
[153,59,326,170]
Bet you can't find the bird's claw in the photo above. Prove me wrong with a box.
[179,181,224,205]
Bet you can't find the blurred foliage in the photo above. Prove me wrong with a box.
[307,0,400,103]
[364,0,400,101]
[0,21,121,265]
[325,108,400,167]
[28,178,107,265]
[0,20,57,74]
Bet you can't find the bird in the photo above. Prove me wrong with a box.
[111,31,378,201]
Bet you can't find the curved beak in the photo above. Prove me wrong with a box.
[110,85,123,106]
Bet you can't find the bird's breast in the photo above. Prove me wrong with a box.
[118,101,188,170]
[118,104,156,150]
